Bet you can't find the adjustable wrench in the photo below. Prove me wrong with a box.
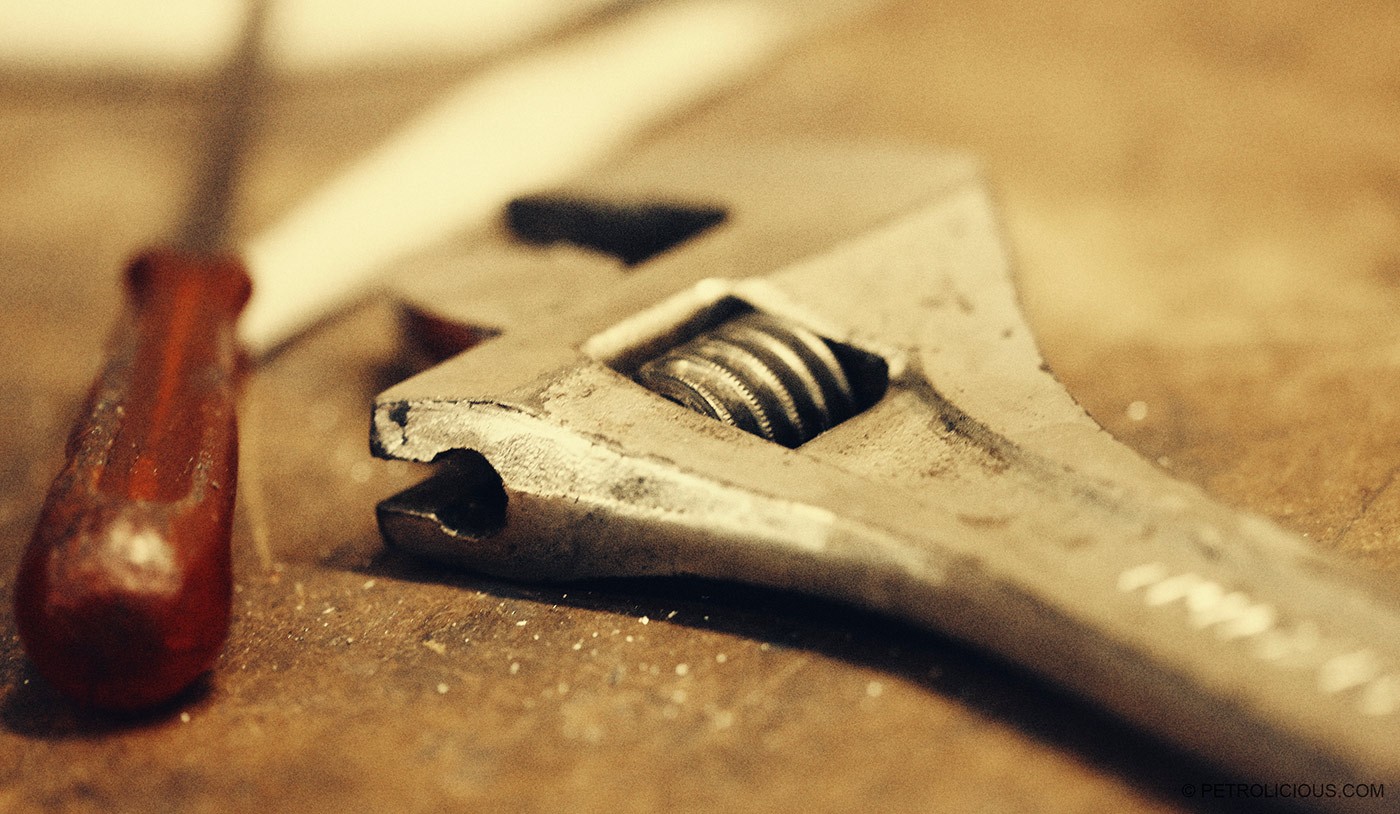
[371,145,1400,810]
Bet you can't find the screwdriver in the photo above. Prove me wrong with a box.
[13,2,267,711]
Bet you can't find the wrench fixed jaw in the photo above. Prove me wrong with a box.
[372,148,1400,809]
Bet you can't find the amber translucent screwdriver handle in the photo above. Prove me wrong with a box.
[14,251,250,710]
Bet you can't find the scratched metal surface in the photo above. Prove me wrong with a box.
[1,1,1398,812]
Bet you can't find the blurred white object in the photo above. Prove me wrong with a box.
[239,0,789,354]
[0,0,623,74]
[7,0,859,353]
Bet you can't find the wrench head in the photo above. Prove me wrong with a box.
[372,144,1020,574]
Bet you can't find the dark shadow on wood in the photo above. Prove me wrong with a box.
[349,545,1308,814]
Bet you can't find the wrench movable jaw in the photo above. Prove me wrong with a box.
[372,147,1400,809]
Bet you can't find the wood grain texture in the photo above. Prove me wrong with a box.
[1,0,1397,811]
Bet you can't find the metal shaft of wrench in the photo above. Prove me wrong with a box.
[372,145,1400,807]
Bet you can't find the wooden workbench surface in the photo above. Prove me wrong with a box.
[2,1,1397,811]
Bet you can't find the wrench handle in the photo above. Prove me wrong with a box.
[14,249,250,710]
